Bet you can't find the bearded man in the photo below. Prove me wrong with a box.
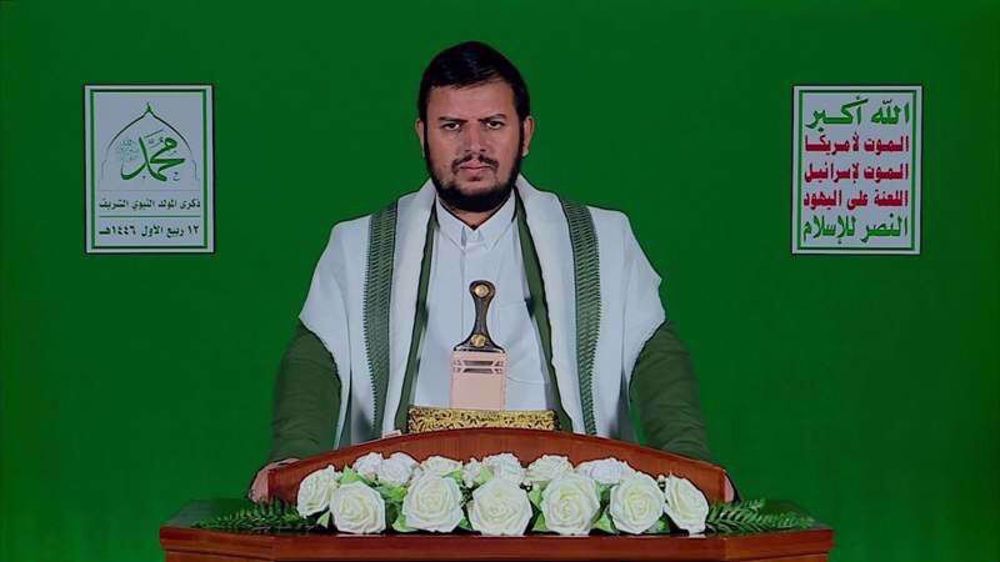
[250,41,719,501]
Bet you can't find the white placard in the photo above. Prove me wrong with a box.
[792,85,921,254]
[85,85,214,253]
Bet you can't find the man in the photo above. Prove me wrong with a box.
[250,41,716,502]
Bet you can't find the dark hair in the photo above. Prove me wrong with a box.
[418,41,530,123]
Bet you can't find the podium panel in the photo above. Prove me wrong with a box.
[162,502,833,562]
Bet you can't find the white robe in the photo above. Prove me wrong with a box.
[300,175,665,446]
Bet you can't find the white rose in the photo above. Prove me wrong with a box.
[352,452,384,480]
[329,481,386,534]
[482,453,525,485]
[576,458,635,486]
[526,454,573,485]
[389,452,418,469]
[402,473,464,532]
[468,477,532,536]
[462,458,485,488]
[377,455,415,487]
[296,465,340,517]
[609,472,664,534]
[662,475,709,534]
[419,455,463,477]
[540,472,600,535]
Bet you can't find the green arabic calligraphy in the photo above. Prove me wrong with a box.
[870,101,910,125]
[805,96,870,132]
[121,136,185,182]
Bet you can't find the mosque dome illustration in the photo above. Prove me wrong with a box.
[99,103,199,191]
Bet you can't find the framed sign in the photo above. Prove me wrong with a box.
[84,85,214,253]
[792,85,921,254]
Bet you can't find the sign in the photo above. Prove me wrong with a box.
[792,85,921,254]
[84,85,214,253]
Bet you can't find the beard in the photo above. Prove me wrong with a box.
[424,126,524,213]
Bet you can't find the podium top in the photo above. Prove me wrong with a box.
[269,428,729,503]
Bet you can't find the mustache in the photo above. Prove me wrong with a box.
[451,154,499,173]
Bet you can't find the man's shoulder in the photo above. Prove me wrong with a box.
[549,195,645,256]
[528,182,631,231]
[323,190,419,244]
[585,204,630,228]
[558,196,633,234]
[322,214,370,250]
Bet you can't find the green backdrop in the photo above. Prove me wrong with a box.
[2,1,998,561]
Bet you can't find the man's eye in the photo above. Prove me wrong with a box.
[486,121,505,130]
[442,122,460,131]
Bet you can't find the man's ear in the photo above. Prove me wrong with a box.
[521,115,536,157]
[415,118,425,156]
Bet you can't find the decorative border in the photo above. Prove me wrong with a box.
[83,84,215,254]
[406,406,558,433]
[363,203,398,431]
[791,85,922,255]
[559,198,601,435]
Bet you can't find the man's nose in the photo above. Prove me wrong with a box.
[462,125,487,153]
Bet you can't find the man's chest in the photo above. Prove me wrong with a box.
[413,229,552,409]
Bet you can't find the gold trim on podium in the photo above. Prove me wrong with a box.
[407,406,559,433]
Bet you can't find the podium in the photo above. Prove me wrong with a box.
[161,429,834,561]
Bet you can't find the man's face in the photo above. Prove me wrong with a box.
[417,80,535,213]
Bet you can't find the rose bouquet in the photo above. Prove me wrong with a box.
[197,452,812,535]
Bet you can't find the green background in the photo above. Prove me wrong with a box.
[2,1,997,561]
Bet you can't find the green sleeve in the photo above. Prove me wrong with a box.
[268,321,341,462]
[628,322,713,463]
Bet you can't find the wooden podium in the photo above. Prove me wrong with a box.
[161,429,834,561]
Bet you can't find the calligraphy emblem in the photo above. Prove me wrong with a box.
[793,85,921,254]
[99,103,199,191]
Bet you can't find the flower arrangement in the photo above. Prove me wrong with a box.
[197,452,813,535]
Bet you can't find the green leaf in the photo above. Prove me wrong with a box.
[706,499,814,535]
[340,467,362,485]
[192,499,313,533]
[317,511,332,529]
[592,508,617,535]
[528,486,543,509]
[644,517,670,534]
[531,512,549,533]
[475,466,494,486]
[458,514,472,531]
[392,513,416,533]
[597,484,613,505]
[385,502,399,524]
[378,484,408,503]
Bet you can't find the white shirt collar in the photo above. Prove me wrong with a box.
[434,191,516,251]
